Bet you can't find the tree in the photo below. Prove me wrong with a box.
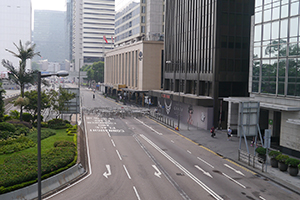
[48,87,76,118]
[23,90,51,119]
[81,61,104,83]
[1,40,41,121]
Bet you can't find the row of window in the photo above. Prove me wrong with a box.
[115,7,140,27]
[115,27,141,42]
[115,17,139,34]
[252,57,300,96]
[255,1,299,24]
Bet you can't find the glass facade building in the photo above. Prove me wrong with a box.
[251,0,300,97]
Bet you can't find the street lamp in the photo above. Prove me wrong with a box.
[37,70,69,200]
[166,60,181,130]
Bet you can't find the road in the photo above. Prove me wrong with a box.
[46,88,299,200]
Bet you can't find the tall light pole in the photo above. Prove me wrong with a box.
[37,70,69,200]
[166,60,181,130]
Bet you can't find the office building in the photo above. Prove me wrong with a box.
[150,0,255,130]
[0,0,31,71]
[115,0,164,46]
[33,10,66,63]
[82,0,115,64]
[226,0,300,156]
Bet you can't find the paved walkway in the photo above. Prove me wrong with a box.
[166,119,300,196]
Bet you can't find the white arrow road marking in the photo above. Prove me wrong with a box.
[224,164,245,176]
[195,165,213,178]
[152,165,162,178]
[103,165,111,179]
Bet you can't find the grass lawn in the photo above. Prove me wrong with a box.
[0,128,74,164]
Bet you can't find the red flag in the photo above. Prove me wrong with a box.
[103,35,108,43]
[111,36,114,43]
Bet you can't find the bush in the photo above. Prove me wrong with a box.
[48,119,70,129]
[14,127,30,136]
[54,141,75,148]
[0,136,35,154]
[268,150,281,159]
[6,120,32,129]
[0,122,16,132]
[3,115,12,121]
[285,158,300,167]
[27,129,56,143]
[0,131,13,140]
[255,146,266,155]
[276,154,289,163]
[9,110,19,119]
[22,113,32,123]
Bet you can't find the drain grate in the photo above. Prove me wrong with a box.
[176,173,185,176]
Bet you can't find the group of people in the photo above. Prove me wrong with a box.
[210,126,232,140]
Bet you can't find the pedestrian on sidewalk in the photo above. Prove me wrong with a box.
[210,126,215,137]
[227,127,232,140]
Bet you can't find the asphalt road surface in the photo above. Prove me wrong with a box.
[46,88,299,200]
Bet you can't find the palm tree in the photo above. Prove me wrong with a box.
[1,40,41,121]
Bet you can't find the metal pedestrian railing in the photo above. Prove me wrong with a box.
[238,149,265,172]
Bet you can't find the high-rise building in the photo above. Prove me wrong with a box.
[82,0,115,63]
[33,10,66,63]
[0,0,31,71]
[115,0,164,46]
[150,0,255,130]
[66,0,74,62]
[226,0,300,156]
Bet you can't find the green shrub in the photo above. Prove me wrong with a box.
[255,146,266,155]
[14,127,30,136]
[27,129,56,143]
[0,131,13,140]
[48,119,69,129]
[5,120,32,129]
[0,122,16,132]
[9,110,19,119]
[22,113,32,123]
[3,115,12,121]
[276,154,289,163]
[285,158,300,167]
[268,150,281,159]
[41,122,48,128]
[0,136,35,154]
[54,140,75,148]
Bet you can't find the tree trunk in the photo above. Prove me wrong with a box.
[20,84,24,121]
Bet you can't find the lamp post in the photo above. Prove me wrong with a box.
[166,60,181,130]
[37,70,69,200]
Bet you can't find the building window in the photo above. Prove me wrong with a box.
[141,16,145,23]
[142,6,145,13]
[141,26,145,33]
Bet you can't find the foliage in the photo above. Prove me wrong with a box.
[268,150,281,159]
[5,119,32,129]
[24,90,50,120]
[3,115,12,121]
[0,146,75,189]
[276,154,289,163]
[22,112,32,123]
[27,129,56,143]
[81,61,104,83]
[0,122,16,133]
[255,146,266,155]
[54,141,75,148]
[1,40,41,121]
[285,158,300,167]
[9,110,20,120]
[48,118,71,129]
[0,136,35,154]
[47,87,76,118]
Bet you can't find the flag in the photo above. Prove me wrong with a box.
[103,35,108,43]
[111,36,114,43]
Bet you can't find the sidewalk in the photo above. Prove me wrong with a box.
[172,121,300,196]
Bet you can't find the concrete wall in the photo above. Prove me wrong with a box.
[0,164,85,200]
[281,111,300,152]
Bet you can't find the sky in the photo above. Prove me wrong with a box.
[31,0,137,12]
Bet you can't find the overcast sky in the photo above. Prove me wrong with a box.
[31,0,137,12]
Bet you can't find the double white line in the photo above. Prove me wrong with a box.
[140,134,223,200]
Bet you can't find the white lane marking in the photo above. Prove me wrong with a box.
[116,150,122,160]
[140,134,223,200]
[111,139,116,147]
[152,165,162,178]
[106,130,111,137]
[123,165,132,179]
[224,164,245,176]
[259,196,266,200]
[187,150,192,154]
[135,118,162,135]
[103,165,112,179]
[171,140,174,143]
[195,165,213,178]
[197,157,214,169]
[44,116,93,200]
[222,172,246,189]
[133,186,141,200]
